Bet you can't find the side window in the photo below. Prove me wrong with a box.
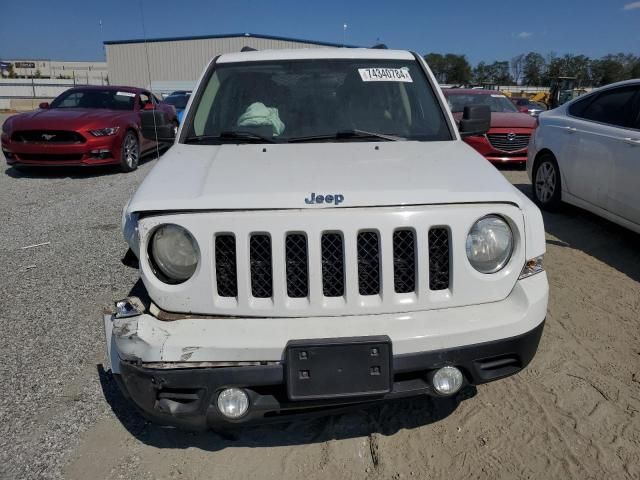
[571,87,636,127]
[139,92,151,109]
[58,92,83,107]
[631,89,640,130]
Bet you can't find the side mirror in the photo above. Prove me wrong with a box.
[459,105,491,137]
[142,102,155,111]
[39,102,50,109]
[140,110,175,142]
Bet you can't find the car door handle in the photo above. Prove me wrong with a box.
[623,137,640,146]
[564,126,577,133]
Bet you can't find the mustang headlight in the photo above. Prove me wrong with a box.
[149,224,199,283]
[89,126,119,137]
[466,215,514,274]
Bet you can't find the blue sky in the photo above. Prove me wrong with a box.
[1,0,639,65]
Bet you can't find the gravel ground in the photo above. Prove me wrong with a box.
[1,112,639,479]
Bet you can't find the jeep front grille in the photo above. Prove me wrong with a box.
[357,231,381,295]
[215,235,237,297]
[393,229,416,293]
[285,234,308,298]
[428,228,450,291]
[321,233,345,297]
[250,234,273,298]
[213,228,450,302]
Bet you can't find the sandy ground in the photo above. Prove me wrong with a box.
[1,111,639,479]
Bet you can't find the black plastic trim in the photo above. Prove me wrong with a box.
[116,320,544,431]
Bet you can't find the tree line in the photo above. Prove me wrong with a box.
[424,52,640,87]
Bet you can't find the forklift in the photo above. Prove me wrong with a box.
[548,76,577,109]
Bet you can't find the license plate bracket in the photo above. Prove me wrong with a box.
[285,336,392,401]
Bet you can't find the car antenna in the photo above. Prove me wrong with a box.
[139,0,160,160]
[241,46,257,52]
[371,43,388,49]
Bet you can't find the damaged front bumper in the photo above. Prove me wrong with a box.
[104,274,547,430]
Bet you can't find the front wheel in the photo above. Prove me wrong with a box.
[120,131,140,173]
[533,153,562,211]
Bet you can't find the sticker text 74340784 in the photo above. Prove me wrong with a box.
[358,68,413,83]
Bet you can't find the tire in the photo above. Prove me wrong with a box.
[532,153,562,211]
[120,131,140,173]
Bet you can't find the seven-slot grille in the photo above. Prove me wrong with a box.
[214,229,450,299]
[486,133,530,152]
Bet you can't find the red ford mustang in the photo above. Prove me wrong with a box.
[1,86,177,172]
[443,89,536,164]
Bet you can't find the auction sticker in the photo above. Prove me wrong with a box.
[358,67,413,82]
[116,91,136,97]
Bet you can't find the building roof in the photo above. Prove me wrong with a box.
[104,32,358,48]
[217,48,414,63]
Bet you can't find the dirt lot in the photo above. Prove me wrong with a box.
[1,112,639,479]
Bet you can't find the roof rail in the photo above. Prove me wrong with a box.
[241,46,257,52]
[371,43,387,49]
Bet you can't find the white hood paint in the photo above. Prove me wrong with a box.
[128,141,525,213]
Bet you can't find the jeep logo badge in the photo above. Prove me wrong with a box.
[305,192,344,205]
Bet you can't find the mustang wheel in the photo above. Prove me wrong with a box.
[533,153,561,210]
[120,131,140,172]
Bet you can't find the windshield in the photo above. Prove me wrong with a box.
[164,94,189,109]
[185,59,452,143]
[50,89,136,110]
[446,93,519,113]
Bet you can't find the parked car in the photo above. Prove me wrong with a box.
[1,86,177,172]
[510,97,547,116]
[444,89,537,164]
[104,48,548,431]
[162,92,190,123]
[528,79,640,233]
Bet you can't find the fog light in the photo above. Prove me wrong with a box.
[90,149,111,159]
[432,366,463,395]
[217,388,249,419]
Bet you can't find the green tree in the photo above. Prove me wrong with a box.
[523,52,546,85]
[424,53,446,82]
[424,53,471,84]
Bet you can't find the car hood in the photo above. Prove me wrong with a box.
[127,141,525,213]
[7,108,130,131]
[452,111,536,129]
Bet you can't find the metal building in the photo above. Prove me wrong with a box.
[104,33,349,89]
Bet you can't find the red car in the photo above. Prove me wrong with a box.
[443,89,536,164]
[1,86,177,172]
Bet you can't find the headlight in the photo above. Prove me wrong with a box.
[89,127,119,137]
[466,215,514,274]
[1,121,10,134]
[149,224,199,283]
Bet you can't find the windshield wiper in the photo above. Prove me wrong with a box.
[184,130,277,144]
[288,129,406,143]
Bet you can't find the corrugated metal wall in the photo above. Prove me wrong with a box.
[106,37,326,88]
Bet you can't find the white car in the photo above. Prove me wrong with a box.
[104,48,548,430]
[528,79,640,233]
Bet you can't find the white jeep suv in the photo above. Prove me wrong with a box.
[104,48,548,430]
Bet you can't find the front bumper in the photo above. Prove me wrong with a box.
[116,321,544,430]
[104,273,548,429]
[2,134,121,167]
